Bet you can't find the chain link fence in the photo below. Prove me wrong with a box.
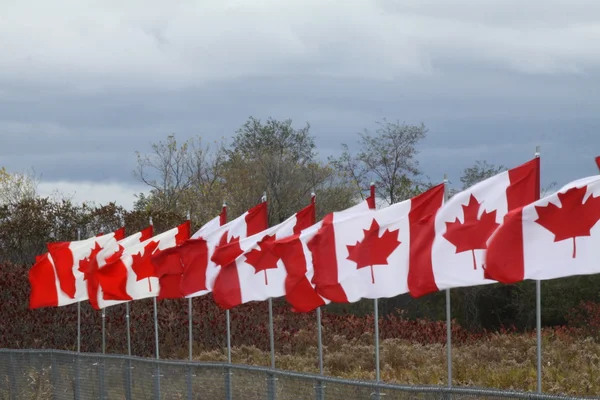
[0,349,591,400]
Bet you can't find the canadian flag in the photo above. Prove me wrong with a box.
[272,191,376,312]
[485,175,600,283]
[42,228,126,304]
[308,184,444,302]
[211,201,315,309]
[97,221,190,302]
[408,158,540,297]
[152,207,226,299]
[180,202,268,298]
[91,226,154,309]
[29,253,75,308]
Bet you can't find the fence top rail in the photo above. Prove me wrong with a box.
[0,348,589,400]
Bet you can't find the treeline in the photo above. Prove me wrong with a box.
[1,116,599,334]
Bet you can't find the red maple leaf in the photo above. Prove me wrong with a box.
[443,194,500,270]
[534,186,600,258]
[211,232,243,269]
[78,242,104,308]
[104,244,125,265]
[346,219,401,284]
[78,242,103,282]
[245,234,280,285]
[131,240,160,291]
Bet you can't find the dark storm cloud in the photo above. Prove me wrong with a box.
[1,0,599,203]
[2,67,599,190]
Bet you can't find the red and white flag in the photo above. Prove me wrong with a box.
[408,158,540,297]
[272,192,376,312]
[43,228,126,304]
[211,201,315,309]
[180,202,268,298]
[91,226,154,309]
[153,207,226,299]
[308,184,444,302]
[485,175,600,283]
[29,253,74,308]
[97,222,190,302]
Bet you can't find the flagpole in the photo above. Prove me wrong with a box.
[535,146,542,393]
[77,228,82,353]
[221,201,233,400]
[373,298,381,400]
[312,192,325,400]
[222,201,232,366]
[316,306,324,370]
[369,182,382,399]
[443,174,452,388]
[265,192,275,371]
[261,192,277,400]
[125,303,132,355]
[102,309,106,353]
[149,216,161,400]
[75,228,82,400]
[186,210,193,362]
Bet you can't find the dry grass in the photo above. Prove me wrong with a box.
[187,331,600,397]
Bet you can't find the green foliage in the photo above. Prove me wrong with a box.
[329,119,428,204]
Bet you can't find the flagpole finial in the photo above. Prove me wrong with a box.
[186,211,191,221]
[535,145,540,158]
[262,191,267,203]
[443,173,448,184]
[149,216,153,226]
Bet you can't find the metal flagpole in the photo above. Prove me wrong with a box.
[220,202,233,400]
[443,174,452,388]
[149,216,161,400]
[149,216,160,360]
[185,211,195,400]
[373,298,381,400]
[102,309,106,353]
[535,146,542,393]
[317,307,324,374]
[186,210,193,362]
[261,192,277,400]
[312,192,325,400]
[369,182,382,399]
[75,228,82,400]
[223,201,232,366]
[77,228,82,353]
[124,209,133,400]
[267,297,277,400]
[126,302,132,355]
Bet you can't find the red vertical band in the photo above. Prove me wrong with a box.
[407,184,445,298]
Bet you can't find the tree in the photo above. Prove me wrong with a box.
[330,119,428,205]
[223,117,355,224]
[0,167,38,205]
[134,134,226,225]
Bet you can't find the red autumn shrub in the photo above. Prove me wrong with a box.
[1,261,596,359]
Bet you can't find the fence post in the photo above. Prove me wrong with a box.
[99,357,106,400]
[224,367,233,400]
[267,372,277,400]
[187,368,194,400]
[50,351,59,399]
[8,352,18,400]
[153,359,161,400]
[123,357,133,400]
[314,378,325,400]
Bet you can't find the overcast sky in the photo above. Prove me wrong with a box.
[1,0,599,209]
